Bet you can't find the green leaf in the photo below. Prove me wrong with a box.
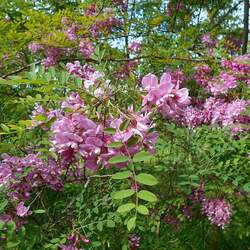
[127,216,136,231]
[133,151,152,162]
[135,173,158,186]
[119,119,130,131]
[6,221,16,233]
[127,135,141,147]
[243,183,250,192]
[0,220,5,230]
[0,199,8,213]
[108,155,129,164]
[97,222,103,231]
[106,220,115,228]
[1,124,9,132]
[50,238,60,243]
[104,127,116,134]
[117,203,135,213]
[107,141,123,148]
[138,190,157,202]
[6,241,20,248]
[34,115,47,122]
[112,189,135,199]
[33,209,46,214]
[136,205,149,215]
[112,171,132,180]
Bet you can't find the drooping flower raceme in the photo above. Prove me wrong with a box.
[61,92,84,111]
[0,153,64,201]
[128,42,141,54]
[16,202,29,217]
[28,42,42,54]
[51,112,103,170]
[79,40,95,59]
[51,93,158,171]
[202,199,232,228]
[129,234,140,250]
[141,73,190,121]
[66,61,103,89]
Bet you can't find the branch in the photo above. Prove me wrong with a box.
[1,55,207,79]
[1,61,42,79]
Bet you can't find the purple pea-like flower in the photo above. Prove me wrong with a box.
[202,199,232,229]
[16,202,29,217]
[129,234,140,250]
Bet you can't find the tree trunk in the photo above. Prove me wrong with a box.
[242,0,249,54]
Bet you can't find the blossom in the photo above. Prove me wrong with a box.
[142,72,190,120]
[42,47,62,68]
[202,199,232,228]
[117,61,138,79]
[85,4,97,16]
[66,24,78,40]
[201,33,216,47]
[89,16,123,37]
[66,61,103,89]
[59,232,90,250]
[16,202,29,217]
[51,112,102,170]
[79,40,95,59]
[129,234,140,250]
[0,163,12,185]
[28,42,42,54]
[208,73,237,95]
[221,54,250,75]
[182,205,193,220]
[128,42,141,54]
[112,0,127,11]
[62,92,84,111]
[0,153,64,201]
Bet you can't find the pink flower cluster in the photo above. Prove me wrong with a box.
[201,33,216,47]
[183,98,249,129]
[194,67,237,95]
[141,72,190,120]
[90,17,123,37]
[117,60,138,79]
[16,202,29,217]
[66,23,78,41]
[112,0,127,11]
[128,42,141,54]
[201,33,216,56]
[0,153,64,201]
[85,4,97,16]
[42,47,62,68]
[61,92,84,111]
[28,42,64,68]
[51,93,158,171]
[221,55,250,85]
[202,199,232,229]
[183,183,232,228]
[29,103,60,129]
[28,42,42,54]
[66,61,103,88]
[221,55,250,75]
[188,57,250,131]
[129,234,140,250]
[59,232,90,250]
[79,40,95,59]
